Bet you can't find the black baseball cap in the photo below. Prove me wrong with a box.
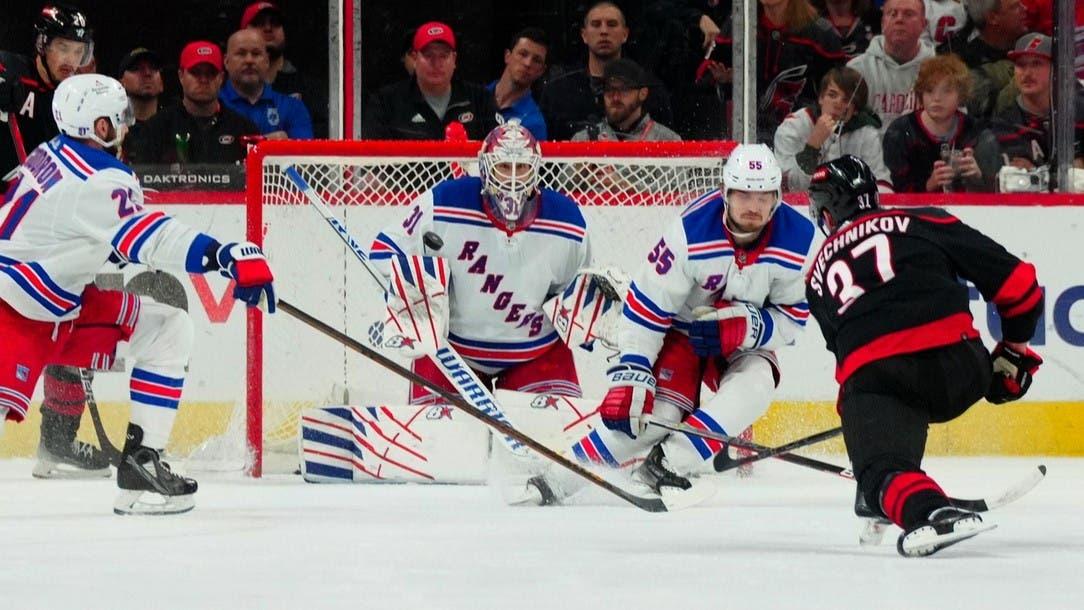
[118,47,161,75]
[602,58,649,91]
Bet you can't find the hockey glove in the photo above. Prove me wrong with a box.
[382,255,450,358]
[216,242,276,313]
[688,301,765,358]
[985,342,1042,404]
[598,362,656,439]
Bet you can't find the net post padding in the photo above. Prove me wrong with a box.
[243,139,736,476]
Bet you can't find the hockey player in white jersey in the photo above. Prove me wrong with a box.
[370,120,590,402]
[523,143,815,505]
[0,74,275,514]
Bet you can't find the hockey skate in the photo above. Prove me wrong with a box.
[506,475,564,507]
[897,507,996,557]
[632,445,717,510]
[32,409,111,479]
[114,424,197,515]
[854,487,892,547]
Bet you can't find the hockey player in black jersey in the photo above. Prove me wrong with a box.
[805,155,1043,557]
[1,4,111,478]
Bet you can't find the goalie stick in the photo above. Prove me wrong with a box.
[278,298,670,512]
[282,165,529,458]
[660,418,1047,514]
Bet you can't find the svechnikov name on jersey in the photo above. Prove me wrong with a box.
[808,212,914,294]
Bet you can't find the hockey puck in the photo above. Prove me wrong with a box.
[423,231,444,251]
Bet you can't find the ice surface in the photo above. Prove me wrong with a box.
[1,457,1080,610]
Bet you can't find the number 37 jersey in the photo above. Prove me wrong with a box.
[805,207,1042,384]
[0,136,204,322]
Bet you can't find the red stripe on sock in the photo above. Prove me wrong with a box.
[881,472,945,526]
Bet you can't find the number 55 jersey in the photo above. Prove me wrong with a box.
[618,191,815,368]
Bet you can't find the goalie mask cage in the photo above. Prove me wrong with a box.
[242,139,735,476]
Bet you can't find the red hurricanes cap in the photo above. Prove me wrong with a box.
[179,41,223,72]
[1007,33,1052,62]
[240,1,281,29]
[412,21,456,52]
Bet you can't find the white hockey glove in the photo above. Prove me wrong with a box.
[688,300,765,358]
[545,267,630,351]
[380,255,450,358]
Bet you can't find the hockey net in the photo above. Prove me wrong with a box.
[239,139,735,476]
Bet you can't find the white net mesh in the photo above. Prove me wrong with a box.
[245,140,732,474]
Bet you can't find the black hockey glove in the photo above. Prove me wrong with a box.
[0,72,27,113]
[985,342,1042,404]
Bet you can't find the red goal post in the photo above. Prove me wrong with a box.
[243,139,736,476]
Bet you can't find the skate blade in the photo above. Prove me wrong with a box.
[113,490,195,516]
[898,523,997,557]
[859,517,892,547]
[659,479,717,511]
[32,461,111,480]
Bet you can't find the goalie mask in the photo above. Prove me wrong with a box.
[479,120,542,231]
[53,74,135,149]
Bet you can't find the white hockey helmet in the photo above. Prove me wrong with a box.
[52,74,134,148]
[478,119,542,229]
[722,143,782,197]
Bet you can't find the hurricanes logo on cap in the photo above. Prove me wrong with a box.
[427,26,444,35]
[1026,37,1042,51]
[812,167,829,182]
[198,47,212,55]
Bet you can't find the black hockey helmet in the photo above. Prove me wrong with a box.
[34,3,94,65]
[808,155,879,235]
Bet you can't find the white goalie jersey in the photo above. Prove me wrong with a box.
[370,176,591,373]
[0,136,209,322]
[617,192,815,367]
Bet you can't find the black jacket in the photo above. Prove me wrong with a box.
[882,111,999,193]
[0,51,58,176]
[126,103,259,165]
[806,207,1042,384]
[362,77,499,140]
[539,66,673,141]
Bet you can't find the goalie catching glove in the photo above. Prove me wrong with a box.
[985,342,1042,404]
[213,242,276,313]
[546,268,628,351]
[598,361,656,439]
[382,255,450,358]
[688,300,766,358]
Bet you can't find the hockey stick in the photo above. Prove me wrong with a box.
[661,418,1047,514]
[278,298,668,512]
[648,418,843,473]
[79,369,123,467]
[282,165,529,457]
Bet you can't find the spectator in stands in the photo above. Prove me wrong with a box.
[488,28,549,140]
[362,21,498,140]
[571,58,681,141]
[992,34,1084,172]
[241,1,328,138]
[848,0,935,134]
[813,0,881,57]
[128,41,259,165]
[117,48,164,126]
[703,0,846,143]
[923,0,967,45]
[540,1,673,140]
[937,0,1027,121]
[774,66,890,191]
[882,54,999,192]
[220,29,313,140]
